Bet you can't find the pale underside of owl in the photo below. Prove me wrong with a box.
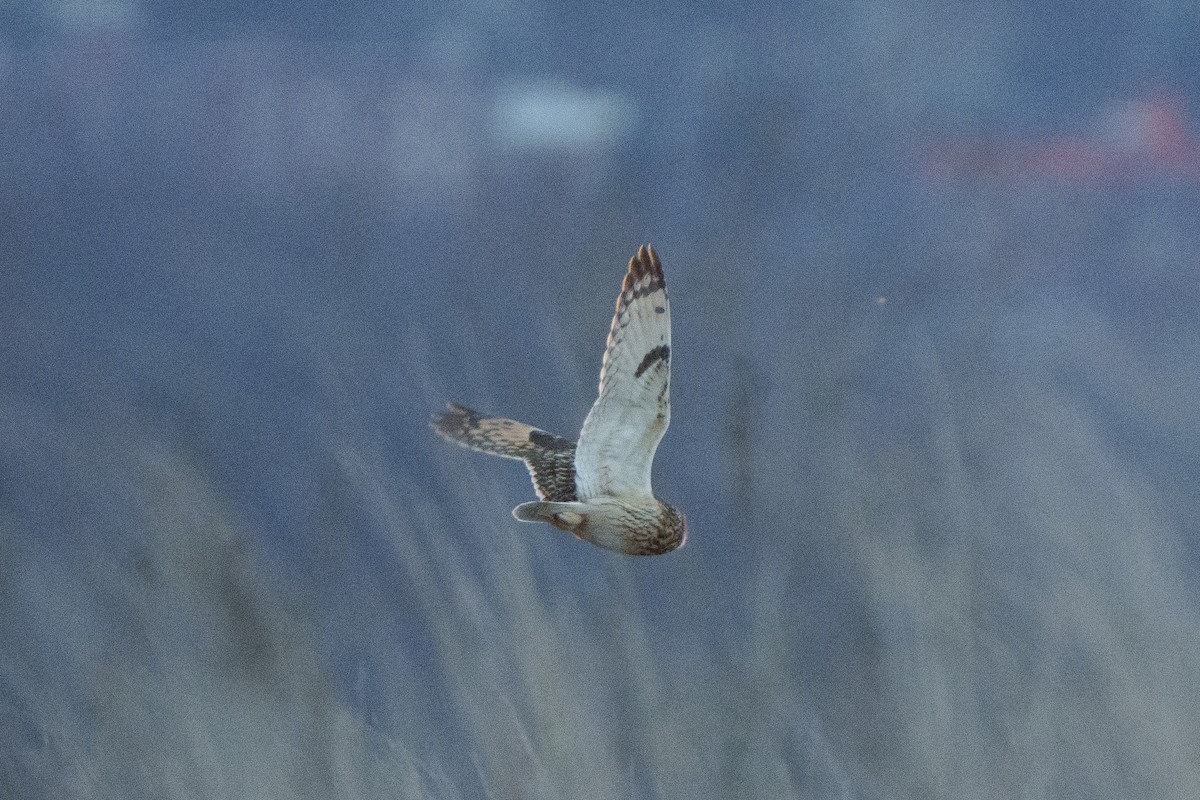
[431,244,686,556]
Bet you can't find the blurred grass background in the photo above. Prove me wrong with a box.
[4,3,1200,798]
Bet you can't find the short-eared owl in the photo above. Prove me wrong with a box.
[432,245,686,555]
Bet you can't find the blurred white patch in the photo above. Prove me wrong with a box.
[492,81,638,151]
[51,0,141,29]
[1095,93,1190,158]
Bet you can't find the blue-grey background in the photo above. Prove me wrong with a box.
[4,3,1200,798]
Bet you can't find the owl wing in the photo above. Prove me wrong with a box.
[431,403,578,502]
[574,244,672,500]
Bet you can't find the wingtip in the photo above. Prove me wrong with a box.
[430,402,480,438]
[626,243,665,285]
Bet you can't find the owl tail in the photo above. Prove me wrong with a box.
[513,502,587,533]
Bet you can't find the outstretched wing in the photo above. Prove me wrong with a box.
[574,244,672,500]
[431,403,577,502]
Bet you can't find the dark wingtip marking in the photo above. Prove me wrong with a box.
[431,402,483,437]
[623,244,667,298]
[633,344,670,378]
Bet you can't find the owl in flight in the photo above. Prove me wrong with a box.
[432,244,686,555]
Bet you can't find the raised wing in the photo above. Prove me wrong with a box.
[431,403,578,502]
[574,244,672,499]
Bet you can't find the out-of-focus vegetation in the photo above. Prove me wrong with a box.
[4,3,1200,798]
